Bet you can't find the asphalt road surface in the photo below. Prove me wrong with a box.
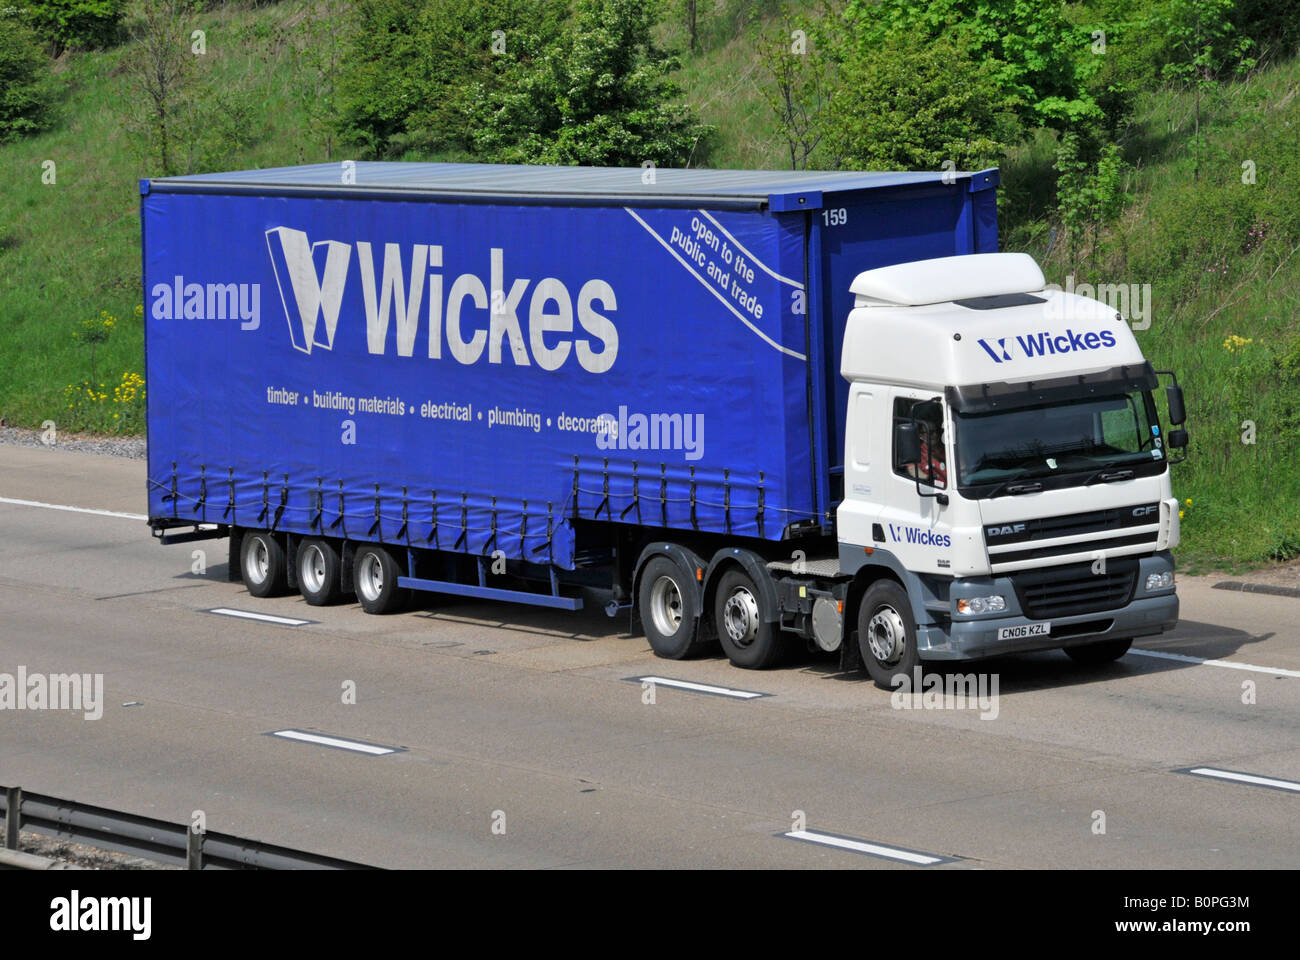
[1,445,1297,869]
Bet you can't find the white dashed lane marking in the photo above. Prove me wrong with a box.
[628,676,770,700]
[207,608,314,626]
[1179,767,1300,794]
[1131,648,1300,678]
[268,730,403,756]
[783,829,953,865]
[0,496,147,521]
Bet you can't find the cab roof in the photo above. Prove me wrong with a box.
[841,258,1144,391]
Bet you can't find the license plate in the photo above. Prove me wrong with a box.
[998,622,1051,641]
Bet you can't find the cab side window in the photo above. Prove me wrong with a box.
[893,397,947,489]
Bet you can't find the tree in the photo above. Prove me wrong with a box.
[474,0,711,167]
[757,4,830,170]
[127,0,195,176]
[291,0,347,160]
[1159,0,1254,181]
[819,29,1017,172]
[0,14,54,143]
[1054,131,1130,258]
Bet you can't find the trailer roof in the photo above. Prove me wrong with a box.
[144,161,999,211]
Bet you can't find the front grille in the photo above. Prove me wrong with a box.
[984,503,1160,546]
[991,532,1157,565]
[1011,560,1137,620]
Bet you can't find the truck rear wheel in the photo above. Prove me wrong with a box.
[241,530,287,598]
[297,538,341,606]
[715,569,784,669]
[1065,638,1132,664]
[353,544,409,614]
[639,556,705,659]
[858,580,920,689]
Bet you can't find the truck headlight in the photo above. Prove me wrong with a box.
[1145,571,1175,591]
[956,595,1006,615]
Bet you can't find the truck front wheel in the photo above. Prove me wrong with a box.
[241,530,287,598]
[858,580,920,689]
[715,569,784,669]
[353,544,410,614]
[639,557,705,659]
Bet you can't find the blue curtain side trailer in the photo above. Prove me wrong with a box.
[141,162,999,642]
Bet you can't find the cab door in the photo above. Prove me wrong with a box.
[836,382,885,547]
[876,387,955,574]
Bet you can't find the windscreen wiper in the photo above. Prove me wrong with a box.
[983,475,1045,498]
[1083,467,1136,485]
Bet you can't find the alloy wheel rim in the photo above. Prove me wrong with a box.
[649,575,684,637]
[301,544,326,593]
[868,605,907,665]
[248,538,269,584]
[359,553,384,600]
[723,587,759,647]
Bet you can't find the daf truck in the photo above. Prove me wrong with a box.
[140,162,1186,687]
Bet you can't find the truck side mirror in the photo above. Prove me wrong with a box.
[1166,385,1186,426]
[1168,428,1188,449]
[894,421,921,466]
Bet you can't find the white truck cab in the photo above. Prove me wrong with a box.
[836,253,1184,686]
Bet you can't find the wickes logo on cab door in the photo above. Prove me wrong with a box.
[151,227,620,373]
[977,328,1118,363]
[264,227,619,372]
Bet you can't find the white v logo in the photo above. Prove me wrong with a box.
[266,226,351,354]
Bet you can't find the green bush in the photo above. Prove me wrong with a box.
[473,0,711,166]
[1232,0,1300,63]
[19,0,126,53]
[336,0,566,159]
[0,14,54,142]
[839,0,1099,130]
[819,28,1016,171]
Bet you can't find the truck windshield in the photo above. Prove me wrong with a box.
[954,389,1163,489]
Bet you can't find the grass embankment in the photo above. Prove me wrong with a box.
[1003,64,1300,570]
[3,2,1299,568]
[0,1,333,434]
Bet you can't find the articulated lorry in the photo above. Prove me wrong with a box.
[141,162,1187,686]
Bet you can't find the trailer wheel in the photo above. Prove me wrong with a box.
[1065,638,1132,664]
[241,531,287,598]
[353,545,409,614]
[715,569,784,669]
[297,538,342,606]
[638,556,705,659]
[858,580,920,689]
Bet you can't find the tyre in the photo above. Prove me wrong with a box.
[857,580,921,689]
[714,568,784,669]
[1064,637,1132,664]
[297,538,342,606]
[240,530,287,598]
[353,544,410,614]
[638,556,705,659]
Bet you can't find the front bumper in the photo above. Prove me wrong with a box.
[918,551,1179,660]
[918,592,1178,660]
